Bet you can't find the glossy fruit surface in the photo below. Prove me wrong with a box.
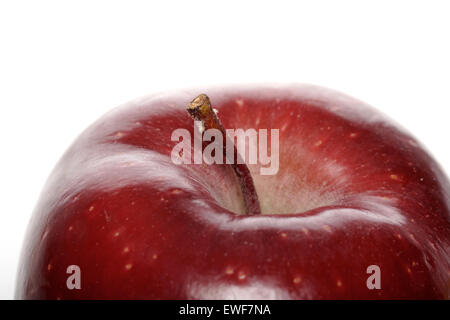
[16,84,450,299]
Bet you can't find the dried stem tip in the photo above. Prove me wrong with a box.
[187,94,221,131]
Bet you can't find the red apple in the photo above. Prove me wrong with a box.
[16,84,450,299]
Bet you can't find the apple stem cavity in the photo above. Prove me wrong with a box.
[187,94,261,215]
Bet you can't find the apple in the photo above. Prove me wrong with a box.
[16,84,449,299]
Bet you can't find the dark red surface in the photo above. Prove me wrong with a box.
[16,85,450,299]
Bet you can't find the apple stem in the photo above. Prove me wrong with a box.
[187,94,261,215]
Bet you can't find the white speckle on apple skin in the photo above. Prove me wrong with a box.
[225,266,234,275]
[293,276,302,285]
[235,99,244,107]
[238,271,247,280]
[122,246,130,253]
[170,189,182,195]
[124,263,133,271]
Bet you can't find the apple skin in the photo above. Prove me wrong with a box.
[16,84,450,299]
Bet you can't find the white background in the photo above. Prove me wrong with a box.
[0,1,449,299]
